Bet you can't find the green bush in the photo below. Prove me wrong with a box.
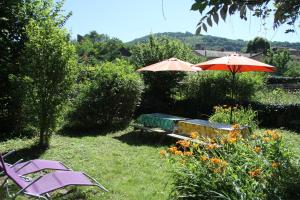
[163,129,300,200]
[209,106,258,130]
[254,88,300,105]
[180,71,265,108]
[66,59,144,130]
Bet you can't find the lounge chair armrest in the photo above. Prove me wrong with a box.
[3,150,16,159]
[83,172,109,192]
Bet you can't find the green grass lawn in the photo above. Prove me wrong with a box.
[0,127,299,200]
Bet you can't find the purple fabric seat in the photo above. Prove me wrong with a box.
[13,159,70,175]
[0,151,70,176]
[0,154,108,199]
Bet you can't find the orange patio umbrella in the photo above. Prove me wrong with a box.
[137,57,202,72]
[194,53,276,123]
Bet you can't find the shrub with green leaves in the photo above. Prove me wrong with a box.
[180,71,265,110]
[163,128,300,200]
[209,105,258,130]
[67,59,144,130]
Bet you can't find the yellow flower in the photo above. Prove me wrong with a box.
[193,143,200,148]
[271,162,279,169]
[262,137,271,142]
[159,150,166,155]
[254,146,261,153]
[251,134,258,139]
[200,155,209,161]
[190,132,199,139]
[249,168,261,177]
[183,151,193,156]
[175,150,183,155]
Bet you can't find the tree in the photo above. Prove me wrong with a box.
[246,37,270,54]
[191,0,300,34]
[130,36,204,110]
[0,0,71,137]
[264,49,290,76]
[76,31,127,65]
[21,18,77,147]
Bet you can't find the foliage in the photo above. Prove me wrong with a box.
[128,32,300,52]
[180,71,265,109]
[130,36,204,111]
[209,106,258,130]
[264,49,291,76]
[75,31,128,65]
[254,88,300,105]
[191,0,300,34]
[284,60,300,77]
[0,0,71,139]
[67,59,144,131]
[164,128,300,200]
[246,37,270,54]
[20,16,77,147]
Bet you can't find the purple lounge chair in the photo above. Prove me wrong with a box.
[0,151,70,176]
[0,154,108,199]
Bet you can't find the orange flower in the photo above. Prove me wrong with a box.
[231,124,240,130]
[206,143,218,150]
[210,158,222,165]
[271,162,279,169]
[183,151,193,156]
[175,150,183,155]
[168,146,177,153]
[176,140,190,148]
[254,146,261,153]
[200,155,209,161]
[249,168,261,177]
[159,150,166,155]
[227,137,237,144]
[190,132,199,139]
[262,137,271,142]
[229,129,240,138]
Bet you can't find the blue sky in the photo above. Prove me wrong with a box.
[62,0,300,43]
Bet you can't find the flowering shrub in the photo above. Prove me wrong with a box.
[209,105,258,130]
[162,126,300,200]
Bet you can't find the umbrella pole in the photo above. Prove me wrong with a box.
[230,72,236,124]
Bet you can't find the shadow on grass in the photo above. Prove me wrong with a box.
[4,143,47,164]
[113,129,175,147]
[58,124,128,138]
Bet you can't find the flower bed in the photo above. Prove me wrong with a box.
[162,125,300,199]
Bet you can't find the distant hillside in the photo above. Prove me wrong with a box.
[127,32,300,52]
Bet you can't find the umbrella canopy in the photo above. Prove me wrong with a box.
[194,53,276,123]
[194,53,276,73]
[137,57,202,72]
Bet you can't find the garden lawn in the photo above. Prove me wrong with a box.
[0,128,299,200]
[0,128,172,200]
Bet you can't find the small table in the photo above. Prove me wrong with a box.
[136,113,188,132]
[177,119,250,138]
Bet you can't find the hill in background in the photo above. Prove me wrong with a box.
[127,32,300,52]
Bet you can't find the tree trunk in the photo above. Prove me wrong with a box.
[39,101,49,148]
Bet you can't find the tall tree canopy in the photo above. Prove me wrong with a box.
[76,31,127,65]
[246,37,270,54]
[191,0,300,34]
